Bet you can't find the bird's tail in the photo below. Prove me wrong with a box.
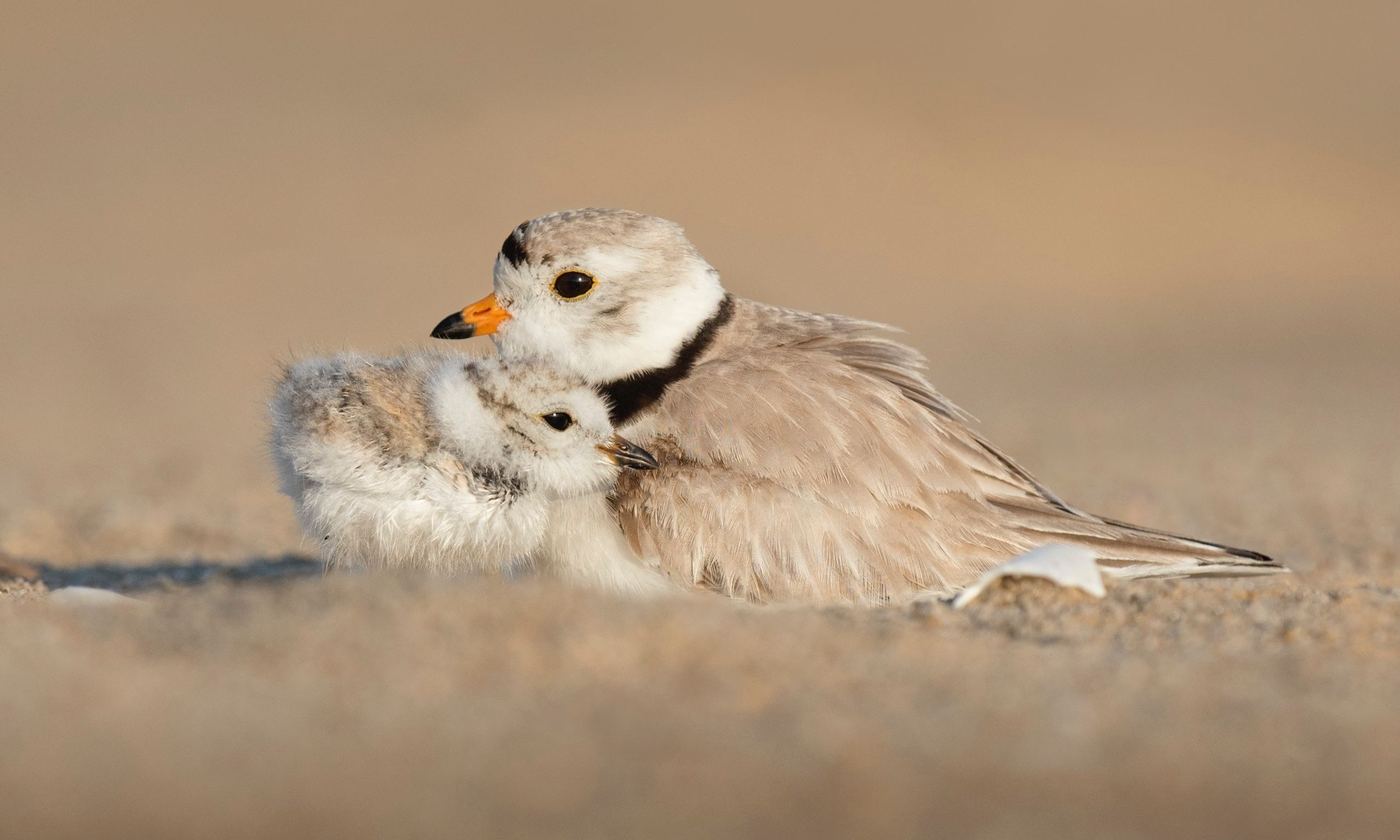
[992,496,1288,581]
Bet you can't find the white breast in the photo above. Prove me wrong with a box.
[531,494,678,596]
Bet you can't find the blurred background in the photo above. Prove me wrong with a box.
[5,6,1400,838]
[1,0,1397,564]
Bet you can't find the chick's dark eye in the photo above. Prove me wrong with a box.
[552,270,595,300]
[542,412,573,431]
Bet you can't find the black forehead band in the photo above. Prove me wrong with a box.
[500,223,529,267]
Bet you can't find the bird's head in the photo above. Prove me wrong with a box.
[431,209,727,384]
[428,358,657,501]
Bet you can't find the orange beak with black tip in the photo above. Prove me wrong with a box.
[430,293,511,339]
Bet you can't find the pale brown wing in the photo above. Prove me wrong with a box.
[785,315,1084,512]
[612,312,1281,603]
[815,322,1281,575]
[612,343,1037,603]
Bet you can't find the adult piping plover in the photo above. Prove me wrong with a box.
[270,352,658,575]
[431,209,1284,603]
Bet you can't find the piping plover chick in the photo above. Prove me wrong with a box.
[270,353,658,576]
[430,208,1284,604]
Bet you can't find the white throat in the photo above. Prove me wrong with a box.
[594,273,725,380]
[498,258,727,385]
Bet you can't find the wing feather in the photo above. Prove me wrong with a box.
[612,301,1281,602]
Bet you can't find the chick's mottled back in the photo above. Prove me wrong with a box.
[270,352,654,574]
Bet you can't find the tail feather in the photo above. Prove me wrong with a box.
[990,496,1287,580]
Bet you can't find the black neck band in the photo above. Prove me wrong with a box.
[599,294,735,425]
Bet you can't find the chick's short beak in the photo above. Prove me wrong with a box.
[430,292,511,339]
[598,434,660,471]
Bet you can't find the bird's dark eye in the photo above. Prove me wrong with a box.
[551,270,596,300]
[541,412,573,431]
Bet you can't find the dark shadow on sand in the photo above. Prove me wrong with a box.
[36,555,322,593]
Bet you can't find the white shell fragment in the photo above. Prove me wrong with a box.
[951,544,1105,609]
[47,587,148,608]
